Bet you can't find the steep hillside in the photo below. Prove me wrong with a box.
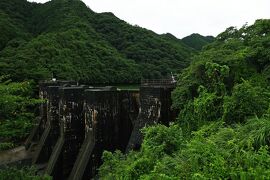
[173,19,270,131]
[0,0,35,50]
[182,33,215,50]
[0,0,195,83]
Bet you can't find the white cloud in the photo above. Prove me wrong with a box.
[28,0,270,38]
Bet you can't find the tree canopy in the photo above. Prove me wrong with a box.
[0,0,197,84]
[182,33,215,50]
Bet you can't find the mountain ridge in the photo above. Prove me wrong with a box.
[0,0,212,83]
[182,33,215,50]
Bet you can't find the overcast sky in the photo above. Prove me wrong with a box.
[29,0,270,38]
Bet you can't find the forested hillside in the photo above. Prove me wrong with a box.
[182,33,215,50]
[99,20,270,179]
[0,0,195,84]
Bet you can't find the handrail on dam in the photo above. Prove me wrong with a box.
[141,79,176,87]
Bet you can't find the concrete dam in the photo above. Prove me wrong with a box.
[24,79,176,179]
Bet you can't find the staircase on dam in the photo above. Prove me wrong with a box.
[23,79,176,179]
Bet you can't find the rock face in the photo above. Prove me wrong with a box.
[26,79,176,179]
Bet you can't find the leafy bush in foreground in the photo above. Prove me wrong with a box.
[0,77,41,150]
[99,116,270,179]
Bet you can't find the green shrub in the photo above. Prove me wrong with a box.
[0,77,41,149]
[0,142,14,151]
[0,167,52,180]
[99,117,270,179]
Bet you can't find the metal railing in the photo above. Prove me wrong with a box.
[141,79,176,87]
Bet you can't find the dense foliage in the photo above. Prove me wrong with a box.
[0,167,51,180]
[99,20,270,179]
[100,116,270,179]
[0,0,197,84]
[173,19,270,133]
[0,77,40,150]
[182,33,215,50]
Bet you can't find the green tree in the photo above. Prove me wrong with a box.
[0,77,41,150]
